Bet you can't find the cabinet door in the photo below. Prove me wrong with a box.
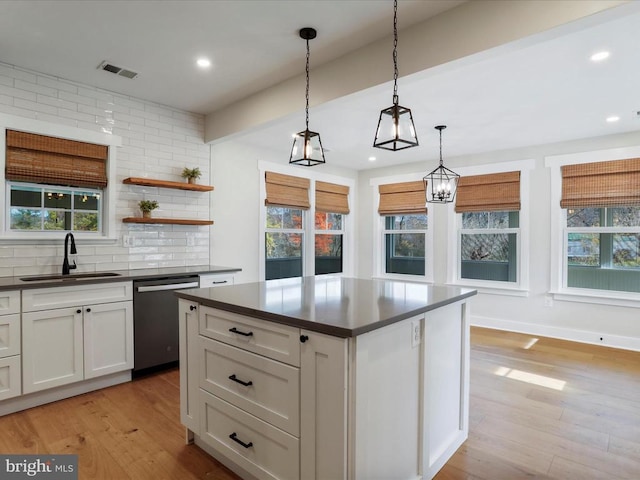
[179,299,200,434]
[0,355,21,401]
[22,307,83,394]
[300,330,348,480]
[84,301,134,379]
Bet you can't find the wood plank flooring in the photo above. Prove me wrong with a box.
[1,327,638,479]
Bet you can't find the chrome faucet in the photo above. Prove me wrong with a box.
[62,232,77,275]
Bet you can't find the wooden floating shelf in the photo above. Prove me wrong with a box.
[122,217,214,226]
[123,177,214,192]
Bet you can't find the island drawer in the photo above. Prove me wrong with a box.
[200,390,299,480]
[199,336,299,436]
[199,307,300,367]
[0,314,20,358]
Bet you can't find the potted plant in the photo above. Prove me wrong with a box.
[138,200,159,218]
[181,167,202,184]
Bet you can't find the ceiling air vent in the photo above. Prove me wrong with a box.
[98,61,139,79]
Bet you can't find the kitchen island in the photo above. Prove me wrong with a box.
[176,276,476,480]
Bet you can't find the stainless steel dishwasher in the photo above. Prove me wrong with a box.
[133,275,200,374]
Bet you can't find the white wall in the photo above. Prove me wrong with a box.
[0,62,211,276]
[358,130,640,349]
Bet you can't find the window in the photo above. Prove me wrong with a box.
[315,212,343,275]
[2,127,114,238]
[556,156,640,295]
[384,214,427,276]
[265,206,304,280]
[454,171,522,286]
[8,183,101,232]
[460,211,519,282]
[565,207,640,293]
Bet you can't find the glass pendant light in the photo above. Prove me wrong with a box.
[373,0,418,151]
[424,125,459,204]
[289,27,326,167]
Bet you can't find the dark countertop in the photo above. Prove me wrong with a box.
[0,265,241,291]
[176,276,477,338]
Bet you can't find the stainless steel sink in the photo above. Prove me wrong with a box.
[20,272,122,282]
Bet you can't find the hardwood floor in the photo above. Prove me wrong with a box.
[1,327,638,479]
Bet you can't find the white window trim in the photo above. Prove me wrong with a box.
[545,144,640,306]
[446,158,534,295]
[370,173,434,283]
[0,113,121,243]
[258,160,355,281]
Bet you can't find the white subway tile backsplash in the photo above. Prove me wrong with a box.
[0,60,212,277]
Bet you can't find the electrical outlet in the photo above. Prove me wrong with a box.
[411,319,421,348]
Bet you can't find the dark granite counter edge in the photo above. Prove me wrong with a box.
[0,266,241,291]
[176,288,477,338]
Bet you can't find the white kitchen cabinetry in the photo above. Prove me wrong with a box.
[0,291,21,401]
[199,273,235,288]
[22,282,133,395]
[181,301,470,480]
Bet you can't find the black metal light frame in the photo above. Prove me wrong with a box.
[424,125,459,204]
[373,0,418,151]
[289,27,326,167]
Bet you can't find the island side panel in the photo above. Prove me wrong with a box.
[422,300,470,478]
[352,316,422,480]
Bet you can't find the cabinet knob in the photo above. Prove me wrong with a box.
[190,305,197,311]
[76,309,82,314]
[86,308,91,313]
[300,335,309,343]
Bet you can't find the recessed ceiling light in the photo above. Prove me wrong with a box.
[368,156,376,162]
[590,51,610,62]
[196,58,211,68]
[606,115,620,123]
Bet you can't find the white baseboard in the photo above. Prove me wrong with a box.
[471,315,640,352]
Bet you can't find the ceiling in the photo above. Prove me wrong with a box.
[1,1,640,171]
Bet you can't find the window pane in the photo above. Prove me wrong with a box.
[462,212,488,229]
[385,214,427,230]
[487,211,510,229]
[10,208,41,230]
[266,207,302,229]
[567,208,601,227]
[461,233,517,282]
[43,210,68,230]
[315,234,342,274]
[74,192,99,211]
[611,207,640,227]
[315,212,342,230]
[613,234,640,268]
[567,233,600,266]
[44,190,72,209]
[11,186,41,207]
[74,212,99,232]
[265,232,302,280]
[385,233,425,276]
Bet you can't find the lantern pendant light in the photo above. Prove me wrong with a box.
[424,125,459,204]
[289,27,326,167]
[373,0,418,151]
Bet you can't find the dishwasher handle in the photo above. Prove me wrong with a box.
[136,282,199,293]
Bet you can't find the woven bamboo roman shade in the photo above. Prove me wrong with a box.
[316,181,350,214]
[455,171,521,213]
[265,171,310,209]
[378,180,426,215]
[560,158,640,208]
[6,130,108,189]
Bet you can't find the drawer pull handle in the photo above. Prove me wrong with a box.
[211,280,228,284]
[229,327,253,337]
[229,432,253,449]
[228,374,253,387]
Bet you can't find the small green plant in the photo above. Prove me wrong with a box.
[181,167,202,180]
[138,200,159,213]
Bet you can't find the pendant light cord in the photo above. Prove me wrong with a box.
[439,128,443,167]
[305,36,310,130]
[392,0,398,105]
